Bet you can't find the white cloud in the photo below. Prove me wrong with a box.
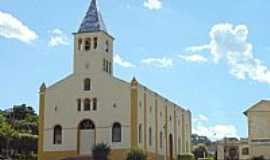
[193,114,239,141]
[193,114,209,122]
[185,45,210,53]
[179,54,208,63]
[144,0,162,10]
[187,23,270,84]
[0,11,38,43]
[48,29,69,47]
[114,54,136,68]
[141,57,174,68]
[193,124,239,141]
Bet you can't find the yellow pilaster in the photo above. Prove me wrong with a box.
[155,98,158,159]
[144,91,147,151]
[38,83,46,160]
[179,111,182,154]
[181,112,185,153]
[165,104,168,160]
[131,78,138,148]
[187,110,192,153]
[174,107,177,159]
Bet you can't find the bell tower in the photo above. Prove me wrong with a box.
[73,0,114,75]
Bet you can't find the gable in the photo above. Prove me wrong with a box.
[244,100,270,115]
[46,74,74,91]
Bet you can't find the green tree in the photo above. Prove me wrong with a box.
[0,112,6,124]
[0,120,18,158]
[0,105,38,159]
[10,133,38,159]
[6,104,36,121]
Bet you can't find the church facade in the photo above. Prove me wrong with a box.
[38,0,192,160]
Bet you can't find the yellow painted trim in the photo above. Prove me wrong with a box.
[181,112,185,153]
[40,149,129,160]
[155,98,158,159]
[110,149,129,160]
[188,111,192,153]
[144,92,147,151]
[174,107,177,159]
[147,151,158,160]
[77,128,80,155]
[178,111,182,154]
[40,151,77,160]
[38,85,46,160]
[130,81,138,148]
[165,104,168,160]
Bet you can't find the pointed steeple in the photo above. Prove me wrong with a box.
[78,0,107,33]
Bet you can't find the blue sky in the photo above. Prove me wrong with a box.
[1,0,270,140]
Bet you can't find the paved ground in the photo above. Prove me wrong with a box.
[61,156,92,160]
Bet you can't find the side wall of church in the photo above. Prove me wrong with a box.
[136,84,192,159]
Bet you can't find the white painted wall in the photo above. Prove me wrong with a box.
[44,73,131,152]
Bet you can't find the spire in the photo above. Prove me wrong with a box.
[78,0,107,33]
[131,77,138,87]
[40,83,46,92]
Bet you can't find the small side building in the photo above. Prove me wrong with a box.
[217,138,249,160]
[244,100,270,159]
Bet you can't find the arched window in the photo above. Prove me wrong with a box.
[84,78,91,91]
[242,147,249,155]
[105,60,109,72]
[109,62,112,74]
[178,138,181,153]
[84,99,91,111]
[160,131,163,149]
[93,37,98,49]
[105,40,109,52]
[139,124,142,144]
[53,125,62,144]
[149,127,152,146]
[103,58,106,71]
[92,98,97,111]
[77,99,81,111]
[78,39,83,51]
[169,134,173,159]
[79,119,95,130]
[85,38,91,51]
[112,122,121,142]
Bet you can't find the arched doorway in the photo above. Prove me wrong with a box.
[78,119,95,156]
[169,134,173,160]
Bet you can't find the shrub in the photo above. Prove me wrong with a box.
[92,143,111,160]
[192,144,208,160]
[126,148,147,160]
[177,153,195,160]
[252,156,265,160]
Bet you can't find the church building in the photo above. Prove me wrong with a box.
[38,0,192,160]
